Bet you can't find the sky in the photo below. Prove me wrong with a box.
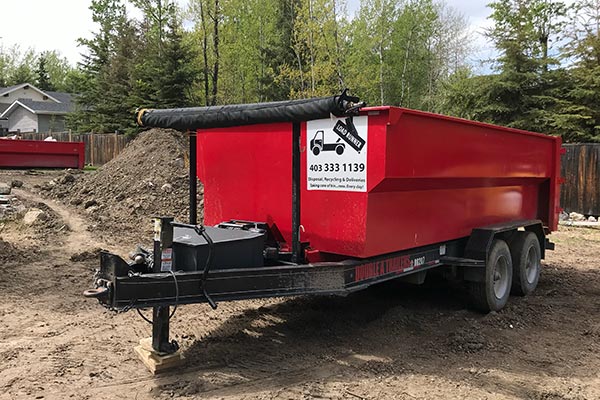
[0,0,495,70]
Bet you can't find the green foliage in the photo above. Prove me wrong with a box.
[12,0,600,144]
[157,17,199,107]
[35,54,54,91]
[0,47,37,86]
[435,0,600,143]
[0,47,73,91]
[68,0,198,134]
[43,51,75,92]
[68,0,131,133]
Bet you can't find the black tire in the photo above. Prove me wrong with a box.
[335,145,344,155]
[312,146,321,156]
[469,239,513,312]
[509,231,541,296]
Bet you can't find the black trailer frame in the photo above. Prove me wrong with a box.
[95,237,470,311]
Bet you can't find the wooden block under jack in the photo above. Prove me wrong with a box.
[134,337,184,374]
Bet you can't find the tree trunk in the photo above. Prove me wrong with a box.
[332,0,344,89]
[199,1,210,105]
[400,27,415,107]
[378,1,385,105]
[540,34,549,72]
[211,0,220,106]
[308,0,315,95]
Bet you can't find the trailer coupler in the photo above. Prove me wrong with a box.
[83,251,133,306]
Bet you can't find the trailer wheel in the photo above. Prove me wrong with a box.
[509,231,541,296]
[469,239,513,312]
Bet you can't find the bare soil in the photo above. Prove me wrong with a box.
[0,170,599,400]
[36,128,202,246]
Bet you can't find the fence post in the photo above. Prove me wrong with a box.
[90,133,95,166]
[114,133,118,163]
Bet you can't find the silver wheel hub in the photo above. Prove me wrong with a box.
[525,247,539,284]
[493,255,509,299]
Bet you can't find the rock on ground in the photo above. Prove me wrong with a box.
[0,182,11,195]
[569,212,586,221]
[23,208,46,225]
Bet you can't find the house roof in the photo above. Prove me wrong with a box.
[45,91,72,104]
[0,84,24,95]
[0,98,73,118]
[0,83,73,119]
[0,83,62,103]
[19,98,72,114]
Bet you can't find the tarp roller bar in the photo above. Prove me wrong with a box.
[136,90,365,131]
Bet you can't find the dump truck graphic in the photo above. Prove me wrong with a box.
[310,130,345,156]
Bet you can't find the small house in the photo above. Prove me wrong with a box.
[0,83,73,133]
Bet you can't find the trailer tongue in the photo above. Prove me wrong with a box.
[84,91,562,372]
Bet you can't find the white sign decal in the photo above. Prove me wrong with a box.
[307,116,368,192]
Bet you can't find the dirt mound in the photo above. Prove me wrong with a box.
[40,128,202,244]
[0,238,21,264]
[25,201,70,237]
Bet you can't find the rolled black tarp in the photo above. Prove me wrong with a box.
[136,91,364,131]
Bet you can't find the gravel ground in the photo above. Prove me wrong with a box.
[0,170,598,400]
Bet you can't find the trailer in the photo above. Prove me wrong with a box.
[84,92,562,369]
[0,138,85,169]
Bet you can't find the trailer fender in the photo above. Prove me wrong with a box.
[461,220,546,282]
[523,223,547,259]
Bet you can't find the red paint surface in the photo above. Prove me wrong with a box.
[0,139,85,169]
[197,107,562,259]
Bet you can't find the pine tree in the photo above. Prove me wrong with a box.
[477,0,566,132]
[158,17,199,108]
[36,54,54,91]
[43,51,74,92]
[68,0,133,133]
[131,1,198,109]
[549,0,600,142]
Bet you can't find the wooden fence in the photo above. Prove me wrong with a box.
[17,131,129,166]
[561,144,600,216]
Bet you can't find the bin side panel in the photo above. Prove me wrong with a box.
[0,139,84,169]
[197,123,293,243]
[385,110,557,179]
[352,109,560,258]
[364,184,540,257]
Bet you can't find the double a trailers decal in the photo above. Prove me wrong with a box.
[353,253,439,283]
[307,116,368,192]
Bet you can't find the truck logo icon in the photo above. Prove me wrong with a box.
[310,130,345,156]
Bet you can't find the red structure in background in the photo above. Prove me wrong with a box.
[0,139,85,169]
[197,106,562,260]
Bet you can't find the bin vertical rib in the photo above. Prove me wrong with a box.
[292,122,302,263]
[189,130,198,225]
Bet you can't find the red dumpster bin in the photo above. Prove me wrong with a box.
[198,107,561,260]
[0,139,85,169]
